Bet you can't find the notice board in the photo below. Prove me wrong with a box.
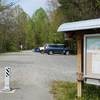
[84,34,100,84]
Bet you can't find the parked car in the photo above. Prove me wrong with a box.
[39,46,45,53]
[43,44,69,55]
[33,47,40,52]
[33,46,45,53]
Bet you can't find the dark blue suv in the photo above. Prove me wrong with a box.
[44,44,69,55]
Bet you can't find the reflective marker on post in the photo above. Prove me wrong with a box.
[4,66,11,91]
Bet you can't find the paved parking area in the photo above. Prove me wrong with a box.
[0,50,77,100]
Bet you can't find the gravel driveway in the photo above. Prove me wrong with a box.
[0,50,77,100]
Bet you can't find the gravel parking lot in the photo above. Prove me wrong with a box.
[0,50,77,100]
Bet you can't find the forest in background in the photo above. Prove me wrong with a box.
[0,0,100,52]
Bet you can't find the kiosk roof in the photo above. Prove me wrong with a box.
[57,18,100,32]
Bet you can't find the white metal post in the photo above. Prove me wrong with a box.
[4,66,11,91]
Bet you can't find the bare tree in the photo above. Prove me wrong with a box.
[0,0,19,12]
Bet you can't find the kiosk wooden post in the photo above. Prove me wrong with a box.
[77,33,83,97]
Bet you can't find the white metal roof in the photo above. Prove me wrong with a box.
[57,18,100,32]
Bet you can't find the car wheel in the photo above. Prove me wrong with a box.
[64,51,69,55]
[40,50,44,54]
[48,51,53,55]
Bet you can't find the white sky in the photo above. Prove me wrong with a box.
[18,0,48,16]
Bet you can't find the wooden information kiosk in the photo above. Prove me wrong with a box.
[58,18,100,97]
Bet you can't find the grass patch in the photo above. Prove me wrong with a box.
[51,81,100,100]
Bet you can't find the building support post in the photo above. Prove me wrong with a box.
[77,33,83,98]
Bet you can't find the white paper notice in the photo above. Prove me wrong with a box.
[92,52,100,74]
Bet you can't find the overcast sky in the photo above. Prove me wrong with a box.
[18,0,48,16]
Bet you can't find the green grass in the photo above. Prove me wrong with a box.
[50,81,100,100]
